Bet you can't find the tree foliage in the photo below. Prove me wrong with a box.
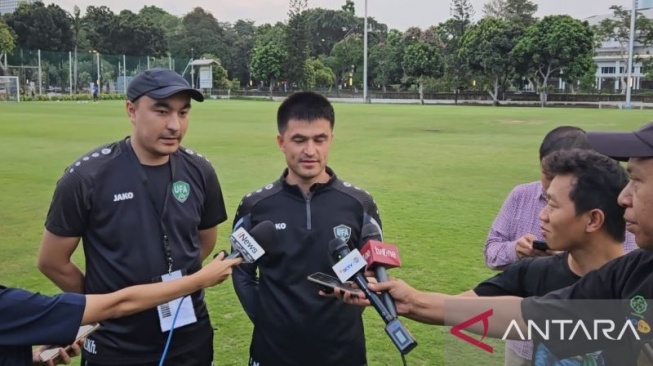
[513,15,595,106]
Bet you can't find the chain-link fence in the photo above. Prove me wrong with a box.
[1,48,192,97]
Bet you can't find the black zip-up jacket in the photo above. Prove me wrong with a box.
[232,167,382,366]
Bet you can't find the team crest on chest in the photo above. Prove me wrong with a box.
[333,224,352,242]
[172,181,190,203]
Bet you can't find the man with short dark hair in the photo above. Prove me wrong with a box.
[37,68,227,366]
[484,126,636,365]
[339,122,653,365]
[232,91,381,366]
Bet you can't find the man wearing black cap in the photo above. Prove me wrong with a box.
[337,122,653,365]
[36,68,228,366]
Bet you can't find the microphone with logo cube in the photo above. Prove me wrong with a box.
[328,237,417,355]
[217,220,276,263]
[360,232,401,319]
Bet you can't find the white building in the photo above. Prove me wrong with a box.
[584,7,653,92]
[0,0,35,15]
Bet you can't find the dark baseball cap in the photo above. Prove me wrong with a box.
[127,68,204,102]
[586,122,653,161]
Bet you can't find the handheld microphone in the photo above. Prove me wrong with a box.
[328,237,417,354]
[360,224,400,319]
[222,221,275,263]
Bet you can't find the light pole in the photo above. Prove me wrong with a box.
[363,0,368,103]
[90,50,100,89]
[625,0,637,108]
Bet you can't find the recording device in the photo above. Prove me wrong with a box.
[222,221,276,263]
[360,223,400,319]
[39,323,100,363]
[307,272,363,296]
[532,240,549,251]
[329,238,417,355]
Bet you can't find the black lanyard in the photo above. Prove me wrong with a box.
[124,138,175,273]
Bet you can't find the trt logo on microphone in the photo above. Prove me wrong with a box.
[331,249,367,282]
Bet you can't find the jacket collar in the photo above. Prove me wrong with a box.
[280,166,337,196]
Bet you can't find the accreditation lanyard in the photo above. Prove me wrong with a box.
[124,138,175,274]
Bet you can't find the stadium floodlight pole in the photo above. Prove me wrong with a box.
[626,0,637,109]
[363,0,368,103]
[96,52,101,89]
[123,54,127,95]
[38,49,42,95]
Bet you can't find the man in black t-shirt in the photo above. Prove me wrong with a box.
[36,68,229,366]
[338,123,653,366]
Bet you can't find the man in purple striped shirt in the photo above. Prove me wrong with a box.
[483,126,638,366]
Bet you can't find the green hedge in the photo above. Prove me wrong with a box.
[21,93,127,102]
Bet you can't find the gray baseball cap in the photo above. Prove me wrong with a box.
[127,68,204,102]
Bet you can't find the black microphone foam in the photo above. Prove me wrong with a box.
[361,223,383,242]
[248,220,276,251]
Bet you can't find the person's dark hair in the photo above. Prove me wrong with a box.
[542,149,628,242]
[539,126,592,161]
[277,92,335,134]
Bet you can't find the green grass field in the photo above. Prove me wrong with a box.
[0,100,648,365]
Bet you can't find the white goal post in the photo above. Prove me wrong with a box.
[0,76,20,102]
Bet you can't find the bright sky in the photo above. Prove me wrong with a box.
[54,0,631,31]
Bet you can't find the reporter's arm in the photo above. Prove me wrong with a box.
[81,253,241,325]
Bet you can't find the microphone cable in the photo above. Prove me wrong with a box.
[158,295,188,366]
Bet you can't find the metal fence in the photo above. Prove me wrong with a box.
[0,48,192,96]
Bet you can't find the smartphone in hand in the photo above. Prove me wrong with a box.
[532,240,549,251]
[307,272,363,296]
[39,323,100,363]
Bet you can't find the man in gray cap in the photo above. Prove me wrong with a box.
[337,122,653,365]
[37,68,228,366]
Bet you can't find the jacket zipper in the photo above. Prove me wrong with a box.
[305,193,312,230]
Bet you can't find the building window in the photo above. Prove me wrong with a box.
[601,67,616,74]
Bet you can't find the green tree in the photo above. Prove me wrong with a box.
[513,15,595,106]
[251,43,286,99]
[482,0,538,28]
[304,58,335,89]
[459,17,522,105]
[327,34,363,89]
[285,0,310,88]
[168,7,225,59]
[369,29,403,92]
[112,10,167,56]
[303,8,357,57]
[5,1,74,51]
[138,6,182,48]
[0,19,15,56]
[402,41,444,104]
[594,5,653,94]
[83,6,115,53]
[441,0,475,99]
[342,0,355,14]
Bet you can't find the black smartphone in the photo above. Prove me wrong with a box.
[532,240,549,251]
[307,272,363,296]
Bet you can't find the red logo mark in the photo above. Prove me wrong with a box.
[449,309,494,353]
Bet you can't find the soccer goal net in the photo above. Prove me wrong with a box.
[0,76,20,102]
